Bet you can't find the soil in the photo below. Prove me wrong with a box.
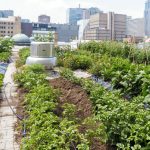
[49,77,93,120]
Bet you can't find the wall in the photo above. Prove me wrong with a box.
[127,18,145,38]
[21,22,33,37]
[51,23,79,42]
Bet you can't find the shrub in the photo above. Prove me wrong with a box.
[16,48,30,68]
[0,38,13,62]
[64,55,92,70]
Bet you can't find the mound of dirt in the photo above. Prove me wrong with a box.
[49,77,93,120]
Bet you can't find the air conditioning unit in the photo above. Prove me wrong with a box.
[26,42,56,69]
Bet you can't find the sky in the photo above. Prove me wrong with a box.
[0,0,146,23]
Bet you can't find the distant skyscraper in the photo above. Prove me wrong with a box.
[38,15,50,23]
[145,0,150,36]
[88,7,101,16]
[67,8,84,25]
[67,6,100,25]
[0,10,14,18]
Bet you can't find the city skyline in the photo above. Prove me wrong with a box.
[0,0,145,23]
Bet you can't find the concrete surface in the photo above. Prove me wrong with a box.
[0,46,21,150]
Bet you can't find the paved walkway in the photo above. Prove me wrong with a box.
[0,47,20,150]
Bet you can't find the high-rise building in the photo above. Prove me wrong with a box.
[67,6,100,25]
[0,10,14,18]
[145,0,150,36]
[0,16,21,37]
[38,15,50,23]
[67,8,84,25]
[83,12,126,41]
[127,18,145,38]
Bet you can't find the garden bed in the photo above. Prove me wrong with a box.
[14,41,150,149]
[49,77,116,150]
[14,65,109,149]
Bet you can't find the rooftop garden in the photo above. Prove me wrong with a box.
[15,41,150,150]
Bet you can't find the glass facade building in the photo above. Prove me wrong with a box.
[0,10,14,18]
[67,7,100,25]
[67,8,84,25]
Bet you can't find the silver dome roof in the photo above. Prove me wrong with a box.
[12,34,31,46]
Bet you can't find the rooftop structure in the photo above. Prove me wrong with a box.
[38,15,50,24]
[12,33,31,46]
[26,42,56,69]
[32,22,56,37]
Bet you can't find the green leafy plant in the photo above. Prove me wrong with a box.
[16,47,30,68]
[0,74,4,88]
[64,55,92,70]
[34,32,54,42]
[0,38,13,62]
[14,64,47,90]
[60,68,150,149]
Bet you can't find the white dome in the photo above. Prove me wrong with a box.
[12,34,31,46]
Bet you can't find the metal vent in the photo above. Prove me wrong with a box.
[26,42,57,69]
[30,42,55,58]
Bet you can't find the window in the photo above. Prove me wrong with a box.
[11,27,13,29]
